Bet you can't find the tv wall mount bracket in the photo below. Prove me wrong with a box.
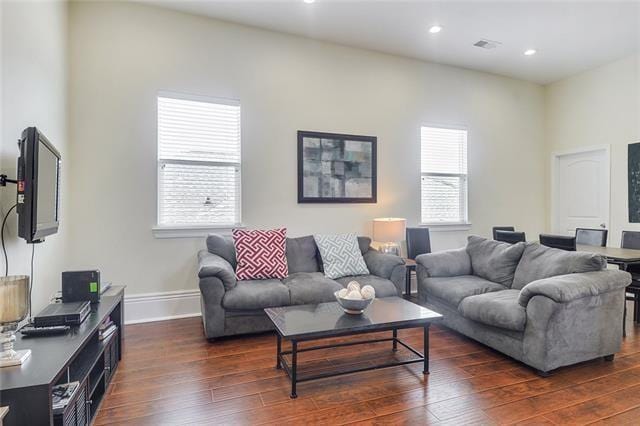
[0,175,17,187]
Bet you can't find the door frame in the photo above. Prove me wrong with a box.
[550,145,611,234]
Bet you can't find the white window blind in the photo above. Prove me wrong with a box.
[157,94,241,226]
[421,126,468,224]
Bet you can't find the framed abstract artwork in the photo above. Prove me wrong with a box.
[629,142,640,222]
[297,131,377,203]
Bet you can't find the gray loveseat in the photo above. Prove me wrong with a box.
[198,234,406,339]
[417,235,631,375]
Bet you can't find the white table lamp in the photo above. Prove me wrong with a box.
[0,275,31,367]
[373,218,406,256]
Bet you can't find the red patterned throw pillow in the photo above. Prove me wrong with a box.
[232,228,288,280]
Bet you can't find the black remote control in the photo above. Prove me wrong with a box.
[20,325,70,337]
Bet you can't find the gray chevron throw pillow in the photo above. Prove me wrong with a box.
[314,233,370,279]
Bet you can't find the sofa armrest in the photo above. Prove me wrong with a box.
[198,250,236,290]
[522,288,624,372]
[199,275,226,339]
[363,249,404,279]
[415,248,472,277]
[518,269,631,307]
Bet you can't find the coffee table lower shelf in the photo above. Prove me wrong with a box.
[275,326,430,399]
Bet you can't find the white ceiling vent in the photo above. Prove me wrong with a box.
[473,39,501,49]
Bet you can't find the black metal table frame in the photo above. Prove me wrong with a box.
[405,263,416,299]
[275,324,431,399]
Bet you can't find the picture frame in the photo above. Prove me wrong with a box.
[297,130,377,203]
[629,142,640,222]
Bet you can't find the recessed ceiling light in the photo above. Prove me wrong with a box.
[303,0,315,3]
[524,49,537,56]
[429,25,442,34]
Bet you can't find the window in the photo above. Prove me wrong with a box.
[157,93,241,228]
[420,126,468,224]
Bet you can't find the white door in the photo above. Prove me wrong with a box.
[552,147,610,235]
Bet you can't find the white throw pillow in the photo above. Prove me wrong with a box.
[313,233,370,279]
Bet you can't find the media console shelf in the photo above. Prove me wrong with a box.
[0,286,124,426]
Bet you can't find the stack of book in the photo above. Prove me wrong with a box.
[99,317,117,341]
[52,381,79,414]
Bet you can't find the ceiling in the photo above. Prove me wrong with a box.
[142,0,640,84]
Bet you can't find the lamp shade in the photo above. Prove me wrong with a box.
[373,218,406,243]
[0,275,30,325]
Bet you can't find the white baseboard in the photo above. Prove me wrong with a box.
[124,289,202,324]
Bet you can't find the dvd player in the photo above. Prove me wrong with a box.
[33,301,91,327]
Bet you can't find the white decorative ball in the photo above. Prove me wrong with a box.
[345,290,363,300]
[360,285,376,300]
[347,281,361,292]
[337,288,349,298]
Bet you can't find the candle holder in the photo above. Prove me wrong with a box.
[0,275,31,367]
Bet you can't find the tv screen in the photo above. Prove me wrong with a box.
[17,127,61,243]
[36,142,59,227]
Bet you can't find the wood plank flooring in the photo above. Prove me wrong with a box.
[96,305,640,425]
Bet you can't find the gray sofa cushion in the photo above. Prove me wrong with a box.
[357,236,372,254]
[512,242,607,290]
[335,275,399,298]
[466,235,525,287]
[222,279,290,310]
[458,289,526,331]
[416,248,472,277]
[207,234,237,269]
[419,275,506,307]
[283,272,344,305]
[286,236,320,274]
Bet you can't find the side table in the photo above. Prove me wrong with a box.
[404,258,416,298]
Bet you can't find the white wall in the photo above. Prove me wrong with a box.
[1,0,70,314]
[68,2,546,299]
[545,54,640,245]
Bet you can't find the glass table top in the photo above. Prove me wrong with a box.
[264,297,442,339]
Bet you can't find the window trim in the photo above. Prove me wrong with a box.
[419,223,472,232]
[419,124,470,227]
[152,224,245,239]
[155,91,242,238]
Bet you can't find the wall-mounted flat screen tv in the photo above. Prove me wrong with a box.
[17,127,61,243]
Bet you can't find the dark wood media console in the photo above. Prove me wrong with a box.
[0,286,124,426]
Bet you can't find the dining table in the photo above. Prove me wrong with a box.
[577,244,640,336]
[577,244,640,265]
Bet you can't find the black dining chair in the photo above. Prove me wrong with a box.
[622,231,640,252]
[621,231,640,327]
[575,228,608,247]
[492,226,515,240]
[405,227,432,299]
[539,234,577,251]
[495,230,526,244]
[406,227,432,260]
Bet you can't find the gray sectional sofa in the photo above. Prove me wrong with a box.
[198,234,406,339]
[416,236,631,374]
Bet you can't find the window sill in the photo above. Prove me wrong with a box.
[152,224,244,239]
[419,223,472,232]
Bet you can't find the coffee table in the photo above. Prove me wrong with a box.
[264,296,443,398]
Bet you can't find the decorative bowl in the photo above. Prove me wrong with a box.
[334,291,374,315]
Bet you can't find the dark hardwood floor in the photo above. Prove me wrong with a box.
[96,303,640,425]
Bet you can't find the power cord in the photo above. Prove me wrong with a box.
[1,203,17,276]
[29,243,35,321]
